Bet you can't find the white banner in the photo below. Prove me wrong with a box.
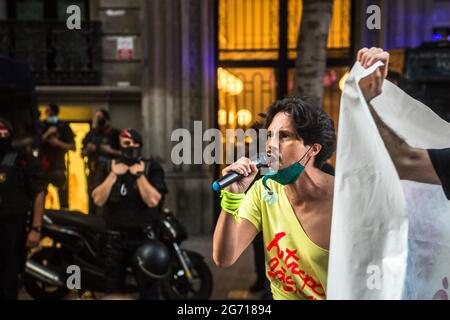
[328,61,450,300]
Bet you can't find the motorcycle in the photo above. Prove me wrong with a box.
[24,208,213,300]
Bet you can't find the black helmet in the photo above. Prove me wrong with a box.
[132,240,171,279]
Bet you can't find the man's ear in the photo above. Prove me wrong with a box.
[311,144,322,157]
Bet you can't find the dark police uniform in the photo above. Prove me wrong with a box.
[428,148,450,200]
[40,120,75,208]
[82,126,120,215]
[0,151,45,299]
[94,158,168,299]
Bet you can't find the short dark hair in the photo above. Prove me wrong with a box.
[48,103,60,115]
[98,109,111,121]
[265,96,336,168]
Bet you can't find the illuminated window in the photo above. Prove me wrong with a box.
[217,68,276,166]
[218,68,276,129]
[217,0,351,168]
[219,0,351,61]
[219,0,280,60]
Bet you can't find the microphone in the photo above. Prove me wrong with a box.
[212,154,270,192]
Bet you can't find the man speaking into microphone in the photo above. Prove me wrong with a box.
[213,97,336,300]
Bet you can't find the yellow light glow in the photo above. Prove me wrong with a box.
[218,67,244,95]
[45,123,90,214]
[218,109,227,126]
[39,105,93,121]
[45,184,60,210]
[228,110,236,126]
[339,71,350,91]
[67,123,90,214]
[40,105,91,214]
[237,109,253,127]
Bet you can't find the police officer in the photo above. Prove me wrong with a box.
[40,103,75,209]
[82,109,121,215]
[92,128,168,299]
[0,118,45,300]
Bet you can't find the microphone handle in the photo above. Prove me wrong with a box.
[212,161,268,192]
[212,171,241,192]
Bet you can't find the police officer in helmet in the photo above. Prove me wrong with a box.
[92,128,169,299]
[0,118,45,300]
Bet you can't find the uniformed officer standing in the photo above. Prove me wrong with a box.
[40,103,75,209]
[92,128,169,299]
[0,118,45,300]
[82,109,121,215]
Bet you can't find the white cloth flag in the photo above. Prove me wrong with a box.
[328,61,450,300]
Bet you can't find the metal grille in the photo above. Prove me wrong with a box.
[0,21,102,85]
[219,0,279,51]
[218,0,351,61]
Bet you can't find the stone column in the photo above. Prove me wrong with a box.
[140,0,216,236]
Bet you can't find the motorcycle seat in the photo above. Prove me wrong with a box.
[45,210,106,234]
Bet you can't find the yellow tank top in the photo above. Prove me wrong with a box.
[238,179,329,300]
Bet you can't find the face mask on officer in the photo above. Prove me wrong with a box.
[94,115,107,129]
[95,110,110,130]
[46,105,60,125]
[119,129,143,165]
[47,116,59,125]
[96,117,107,128]
[122,146,141,161]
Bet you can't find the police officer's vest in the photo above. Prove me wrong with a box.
[0,152,18,195]
[0,152,17,205]
[0,152,31,215]
[107,159,151,204]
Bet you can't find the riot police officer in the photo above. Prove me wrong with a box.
[92,128,169,299]
[40,103,75,209]
[0,118,45,300]
[82,109,121,215]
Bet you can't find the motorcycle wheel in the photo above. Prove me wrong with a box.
[161,250,213,300]
[24,248,70,300]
